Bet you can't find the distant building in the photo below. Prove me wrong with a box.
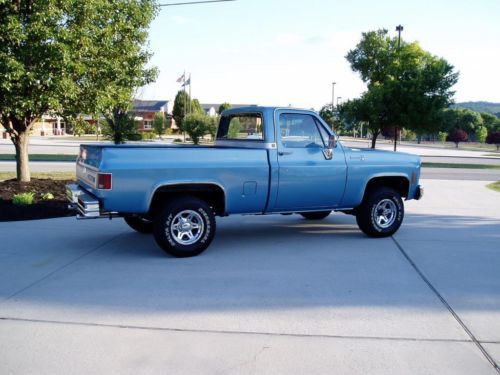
[132,100,170,132]
[2,99,170,138]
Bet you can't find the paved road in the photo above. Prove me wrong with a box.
[422,168,500,181]
[1,179,499,374]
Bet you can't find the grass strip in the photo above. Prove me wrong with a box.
[0,154,77,162]
[486,181,500,192]
[422,162,500,170]
[0,171,76,181]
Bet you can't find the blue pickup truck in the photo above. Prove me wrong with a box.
[67,106,423,257]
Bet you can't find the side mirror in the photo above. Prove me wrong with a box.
[328,135,337,149]
[323,135,337,160]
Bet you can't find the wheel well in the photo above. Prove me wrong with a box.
[149,184,226,217]
[363,176,410,201]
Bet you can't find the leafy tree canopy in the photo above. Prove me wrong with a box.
[345,29,458,146]
[0,0,158,180]
[172,90,190,131]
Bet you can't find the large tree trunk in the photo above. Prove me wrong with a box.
[13,132,31,182]
[371,131,379,149]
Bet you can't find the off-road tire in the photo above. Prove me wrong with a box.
[356,187,404,237]
[153,196,216,258]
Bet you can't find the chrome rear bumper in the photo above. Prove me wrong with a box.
[66,184,102,219]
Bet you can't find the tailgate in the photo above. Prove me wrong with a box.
[76,145,103,190]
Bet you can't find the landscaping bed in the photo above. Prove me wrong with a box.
[0,178,75,221]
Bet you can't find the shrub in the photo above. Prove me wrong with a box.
[41,192,54,200]
[183,113,213,144]
[153,112,166,138]
[12,192,35,205]
[173,138,183,143]
[486,132,500,151]
[437,131,447,143]
[402,129,416,142]
[141,131,156,141]
[447,129,468,148]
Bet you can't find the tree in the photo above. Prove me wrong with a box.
[68,116,95,137]
[183,113,212,144]
[440,108,484,139]
[218,103,232,114]
[172,90,190,131]
[437,131,448,143]
[0,0,158,181]
[486,132,500,151]
[479,112,500,132]
[345,29,458,148]
[447,129,468,148]
[101,107,141,144]
[153,112,166,139]
[319,104,342,133]
[476,126,488,143]
[191,99,205,115]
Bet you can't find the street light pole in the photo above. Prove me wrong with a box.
[331,82,336,112]
[394,24,404,152]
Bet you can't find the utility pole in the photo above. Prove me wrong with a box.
[394,24,403,152]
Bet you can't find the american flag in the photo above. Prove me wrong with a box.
[176,73,185,83]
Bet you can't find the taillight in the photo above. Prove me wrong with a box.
[97,173,112,190]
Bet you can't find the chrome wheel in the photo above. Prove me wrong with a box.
[170,210,205,245]
[373,199,397,229]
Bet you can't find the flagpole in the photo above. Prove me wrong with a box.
[188,74,192,114]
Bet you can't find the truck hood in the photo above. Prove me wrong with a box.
[343,146,421,166]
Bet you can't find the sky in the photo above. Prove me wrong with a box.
[140,0,500,110]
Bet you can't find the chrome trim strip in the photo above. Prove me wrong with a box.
[214,140,276,149]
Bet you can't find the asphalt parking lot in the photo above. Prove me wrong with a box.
[1,179,499,374]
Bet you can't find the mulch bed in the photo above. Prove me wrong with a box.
[0,178,76,221]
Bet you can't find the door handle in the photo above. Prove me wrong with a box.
[278,151,293,156]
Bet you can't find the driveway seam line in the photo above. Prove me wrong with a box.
[0,316,476,344]
[391,236,500,373]
[2,233,124,303]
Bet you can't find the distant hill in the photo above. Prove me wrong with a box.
[452,101,500,118]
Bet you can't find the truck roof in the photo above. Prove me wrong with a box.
[221,106,318,115]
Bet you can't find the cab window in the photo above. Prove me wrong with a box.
[279,113,326,148]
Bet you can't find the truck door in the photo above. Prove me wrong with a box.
[273,111,347,210]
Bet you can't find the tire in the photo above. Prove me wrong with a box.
[299,211,332,220]
[124,216,153,233]
[153,196,216,258]
[355,187,404,237]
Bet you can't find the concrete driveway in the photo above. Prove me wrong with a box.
[0,179,499,374]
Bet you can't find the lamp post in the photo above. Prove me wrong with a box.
[394,24,403,152]
[331,82,336,111]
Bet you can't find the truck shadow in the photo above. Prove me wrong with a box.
[0,212,499,323]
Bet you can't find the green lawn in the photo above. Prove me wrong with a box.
[422,162,500,170]
[0,171,76,181]
[486,181,500,192]
[0,154,77,162]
